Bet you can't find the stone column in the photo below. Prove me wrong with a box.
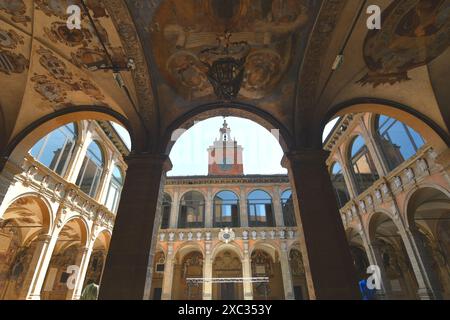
[272,186,284,227]
[402,227,442,299]
[242,241,253,300]
[336,148,358,198]
[64,133,92,183]
[359,118,388,176]
[280,241,294,299]
[202,241,213,300]
[71,244,94,300]
[161,243,175,300]
[169,188,180,229]
[98,153,172,300]
[205,188,213,228]
[283,149,360,300]
[24,231,59,299]
[239,187,248,228]
[98,157,117,204]
[367,241,393,299]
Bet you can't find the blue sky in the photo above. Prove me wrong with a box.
[111,117,339,176]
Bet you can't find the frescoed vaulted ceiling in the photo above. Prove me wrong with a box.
[0,0,448,155]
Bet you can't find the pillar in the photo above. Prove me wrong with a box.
[280,241,294,300]
[367,241,393,299]
[272,186,284,227]
[242,242,253,300]
[205,188,213,228]
[202,242,213,300]
[169,188,180,229]
[359,117,388,176]
[161,243,175,300]
[64,132,91,183]
[71,244,94,300]
[239,187,248,228]
[283,149,360,299]
[98,153,172,300]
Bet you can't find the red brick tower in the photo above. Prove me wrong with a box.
[207,119,243,176]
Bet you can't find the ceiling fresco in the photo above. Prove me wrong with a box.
[149,0,317,102]
[358,0,450,87]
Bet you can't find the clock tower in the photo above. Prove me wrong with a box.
[207,119,244,176]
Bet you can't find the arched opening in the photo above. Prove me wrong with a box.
[407,187,450,299]
[212,249,243,300]
[149,250,165,300]
[247,190,274,227]
[349,135,379,195]
[369,212,418,299]
[40,218,87,300]
[213,190,239,228]
[375,115,426,172]
[80,231,111,300]
[251,248,284,300]
[178,191,205,229]
[281,189,296,227]
[76,141,105,199]
[29,123,78,177]
[330,162,350,208]
[346,229,370,283]
[0,196,51,300]
[160,193,172,230]
[171,249,203,300]
[104,166,124,213]
[289,248,308,300]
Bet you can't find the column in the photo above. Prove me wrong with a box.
[169,188,180,229]
[402,227,442,299]
[367,241,393,299]
[283,149,360,299]
[0,162,21,216]
[98,157,117,204]
[202,242,213,300]
[24,230,59,299]
[359,118,388,176]
[205,188,213,228]
[161,243,175,300]
[336,148,358,198]
[242,241,253,300]
[272,186,284,227]
[98,153,172,300]
[280,241,294,300]
[71,244,94,300]
[64,133,92,183]
[239,187,248,228]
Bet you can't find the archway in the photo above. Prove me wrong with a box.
[251,248,284,300]
[80,231,111,300]
[289,248,309,300]
[212,249,243,300]
[40,218,88,300]
[171,249,203,300]
[149,250,165,300]
[346,229,370,283]
[369,212,419,299]
[407,187,450,299]
[0,196,51,299]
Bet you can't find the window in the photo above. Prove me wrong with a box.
[29,123,77,176]
[76,141,104,198]
[376,115,425,171]
[330,162,350,208]
[160,193,172,229]
[105,166,123,213]
[281,189,296,227]
[247,190,274,227]
[214,190,239,228]
[349,136,379,194]
[178,191,205,228]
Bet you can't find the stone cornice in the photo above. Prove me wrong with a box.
[165,174,289,186]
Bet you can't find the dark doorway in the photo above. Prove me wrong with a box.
[220,283,236,300]
[294,286,303,300]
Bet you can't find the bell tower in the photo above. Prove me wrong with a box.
[207,119,243,176]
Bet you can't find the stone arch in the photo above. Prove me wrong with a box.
[345,228,370,282]
[211,242,243,261]
[172,246,204,300]
[174,242,205,264]
[211,246,243,300]
[250,240,279,263]
[250,247,284,300]
[322,99,450,152]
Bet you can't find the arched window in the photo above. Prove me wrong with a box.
[330,162,350,208]
[160,193,172,229]
[349,136,379,194]
[247,190,274,227]
[376,115,425,171]
[105,165,123,213]
[178,191,205,228]
[29,123,77,176]
[76,141,104,198]
[281,189,296,227]
[213,191,239,228]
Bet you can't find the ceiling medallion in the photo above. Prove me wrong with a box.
[218,227,236,244]
[199,32,250,100]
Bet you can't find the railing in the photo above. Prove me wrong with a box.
[15,155,115,229]
[339,145,436,227]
